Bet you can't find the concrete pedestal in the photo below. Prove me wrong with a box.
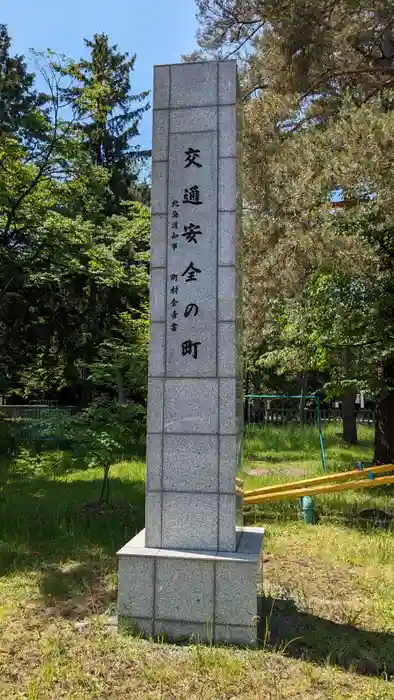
[117,526,264,646]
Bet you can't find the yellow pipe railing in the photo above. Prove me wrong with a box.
[244,463,394,498]
[244,473,394,505]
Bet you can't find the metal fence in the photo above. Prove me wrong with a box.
[0,405,75,419]
[0,406,78,450]
[246,402,375,426]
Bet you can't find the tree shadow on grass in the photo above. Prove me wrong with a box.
[38,560,118,619]
[0,467,146,618]
[258,596,394,678]
[318,489,394,528]
[0,469,145,580]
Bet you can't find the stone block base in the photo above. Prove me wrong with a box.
[116,526,264,647]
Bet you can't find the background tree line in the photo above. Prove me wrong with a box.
[0,26,150,409]
[3,5,394,473]
[0,26,153,500]
[190,0,394,463]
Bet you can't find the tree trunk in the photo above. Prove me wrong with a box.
[374,358,394,464]
[342,387,358,444]
[374,393,394,464]
[99,462,111,504]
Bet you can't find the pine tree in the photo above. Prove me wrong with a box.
[0,24,47,142]
[60,33,150,213]
[192,0,394,461]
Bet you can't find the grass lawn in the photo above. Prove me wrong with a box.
[1,424,394,698]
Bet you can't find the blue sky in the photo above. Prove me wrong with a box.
[2,0,199,151]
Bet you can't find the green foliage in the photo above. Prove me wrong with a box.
[192,1,394,458]
[61,401,145,465]
[64,400,145,504]
[0,24,48,142]
[40,400,145,503]
[57,33,150,212]
[192,9,394,374]
[88,306,149,401]
[0,29,150,406]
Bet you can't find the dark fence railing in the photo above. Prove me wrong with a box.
[246,402,375,426]
[0,405,76,419]
[0,406,79,450]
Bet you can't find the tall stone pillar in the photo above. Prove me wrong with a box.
[117,60,264,646]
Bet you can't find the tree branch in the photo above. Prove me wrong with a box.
[223,21,264,59]
[301,65,394,101]
[242,66,394,106]
[242,83,269,100]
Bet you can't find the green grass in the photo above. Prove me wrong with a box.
[1,426,394,699]
[244,422,375,478]
[243,423,394,687]
[242,422,392,521]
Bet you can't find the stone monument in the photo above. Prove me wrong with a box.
[117,60,264,646]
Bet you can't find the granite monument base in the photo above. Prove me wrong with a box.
[117,526,264,646]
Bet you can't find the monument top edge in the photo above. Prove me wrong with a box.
[154,59,237,69]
